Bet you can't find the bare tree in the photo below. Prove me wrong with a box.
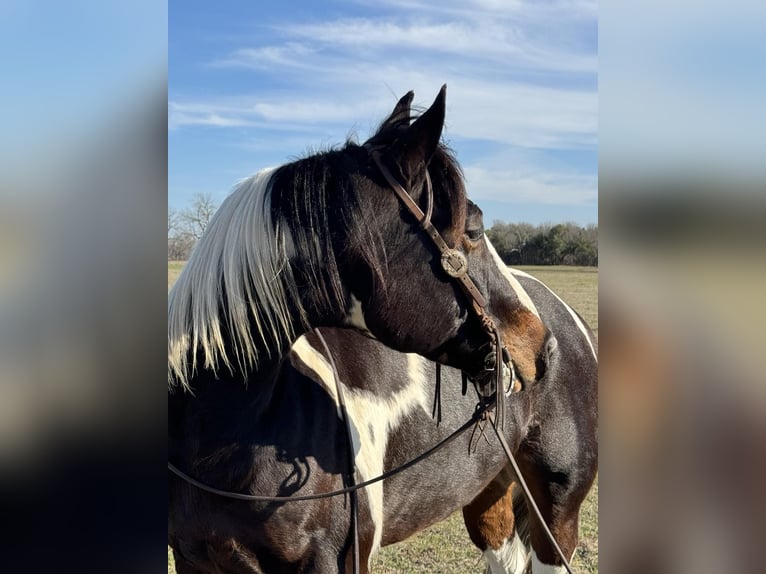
[168,233,195,261]
[168,207,179,235]
[168,196,217,261]
[179,193,217,241]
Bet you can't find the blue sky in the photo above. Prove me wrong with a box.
[169,0,597,225]
[0,1,165,173]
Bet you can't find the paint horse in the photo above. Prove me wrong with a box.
[168,87,596,572]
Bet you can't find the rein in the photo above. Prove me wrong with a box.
[167,399,491,503]
[166,384,574,573]
[488,410,575,574]
[167,347,573,574]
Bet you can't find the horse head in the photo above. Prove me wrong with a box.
[322,86,550,389]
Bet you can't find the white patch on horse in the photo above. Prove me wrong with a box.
[340,352,430,558]
[344,294,375,338]
[509,268,598,362]
[290,336,339,408]
[483,236,540,318]
[290,338,429,564]
[168,167,301,390]
[484,533,529,574]
[530,549,570,573]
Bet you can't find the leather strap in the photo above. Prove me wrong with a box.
[370,150,487,311]
[314,330,360,574]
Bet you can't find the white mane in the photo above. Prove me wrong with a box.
[168,168,298,390]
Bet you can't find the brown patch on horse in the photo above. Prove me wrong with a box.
[500,307,550,387]
[462,481,517,551]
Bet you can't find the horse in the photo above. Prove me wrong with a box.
[168,87,596,573]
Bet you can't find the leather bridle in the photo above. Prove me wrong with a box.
[368,149,488,313]
[368,147,512,431]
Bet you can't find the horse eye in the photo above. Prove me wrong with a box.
[465,227,484,242]
[464,200,484,242]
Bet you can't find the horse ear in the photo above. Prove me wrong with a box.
[396,85,446,182]
[386,90,414,126]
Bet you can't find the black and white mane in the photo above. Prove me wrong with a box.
[168,104,467,391]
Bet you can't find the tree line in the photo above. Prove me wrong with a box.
[168,195,597,267]
[486,221,598,266]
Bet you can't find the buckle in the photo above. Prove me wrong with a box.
[441,249,468,278]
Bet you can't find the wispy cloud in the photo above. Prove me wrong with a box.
[168,99,382,132]
[170,79,596,150]
[350,0,597,23]
[212,42,315,69]
[170,1,597,220]
[464,165,597,205]
[278,18,596,74]
[169,110,257,130]
[184,2,597,149]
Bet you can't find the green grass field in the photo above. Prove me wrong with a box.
[168,264,598,573]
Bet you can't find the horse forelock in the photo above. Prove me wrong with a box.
[430,145,467,248]
[168,168,298,390]
[368,114,467,249]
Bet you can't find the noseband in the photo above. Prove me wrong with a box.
[368,148,513,430]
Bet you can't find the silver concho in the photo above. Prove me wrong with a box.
[441,249,468,278]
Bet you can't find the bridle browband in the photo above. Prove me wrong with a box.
[367,147,512,430]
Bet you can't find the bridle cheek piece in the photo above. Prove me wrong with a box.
[367,148,513,429]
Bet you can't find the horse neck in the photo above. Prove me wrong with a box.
[170,353,286,436]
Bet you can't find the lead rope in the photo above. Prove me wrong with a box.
[432,364,442,425]
[491,325,505,431]
[487,410,575,574]
[314,329,360,574]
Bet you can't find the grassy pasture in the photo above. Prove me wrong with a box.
[168,264,598,573]
[168,261,185,290]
